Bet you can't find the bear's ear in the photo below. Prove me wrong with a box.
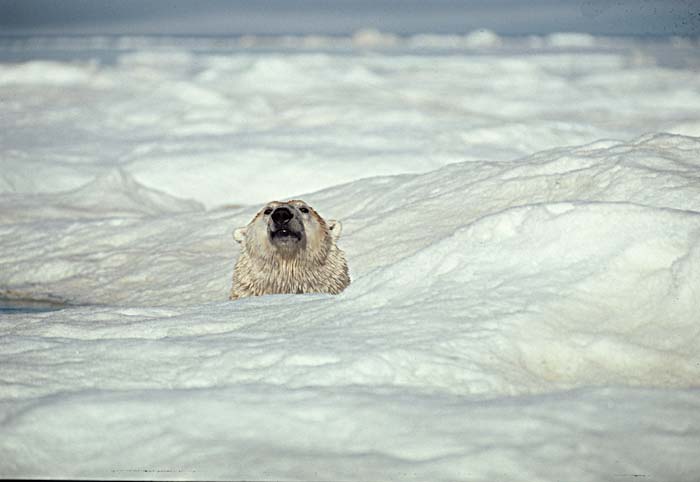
[327,220,342,241]
[233,227,247,244]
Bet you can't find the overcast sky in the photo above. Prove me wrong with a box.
[1,0,699,36]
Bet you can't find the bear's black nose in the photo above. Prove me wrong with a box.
[272,207,293,225]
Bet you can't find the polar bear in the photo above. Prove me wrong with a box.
[229,200,350,300]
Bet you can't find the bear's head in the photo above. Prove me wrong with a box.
[234,200,342,262]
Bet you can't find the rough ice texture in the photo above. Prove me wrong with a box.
[2,35,699,208]
[1,35,700,481]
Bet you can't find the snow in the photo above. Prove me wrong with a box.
[1,33,700,481]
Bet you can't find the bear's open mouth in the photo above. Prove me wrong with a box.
[270,228,302,241]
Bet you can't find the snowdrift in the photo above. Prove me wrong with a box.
[2,36,700,208]
[2,133,699,481]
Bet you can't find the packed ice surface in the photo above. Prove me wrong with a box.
[2,33,700,208]
[1,34,700,481]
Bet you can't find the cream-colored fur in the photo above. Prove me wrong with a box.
[229,200,350,300]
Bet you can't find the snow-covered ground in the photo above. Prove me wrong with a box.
[1,33,699,481]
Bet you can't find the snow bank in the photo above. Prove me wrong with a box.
[1,132,699,480]
[2,36,700,208]
[1,35,699,480]
[0,169,202,223]
[0,60,103,86]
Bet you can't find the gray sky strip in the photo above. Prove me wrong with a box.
[0,0,699,36]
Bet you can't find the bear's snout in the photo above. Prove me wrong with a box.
[272,207,293,225]
[269,206,304,243]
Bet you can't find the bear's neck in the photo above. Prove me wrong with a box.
[255,251,332,293]
[235,245,347,297]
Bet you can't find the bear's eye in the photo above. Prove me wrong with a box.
[300,207,309,214]
[264,208,273,215]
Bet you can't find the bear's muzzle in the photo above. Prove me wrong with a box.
[270,207,304,242]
